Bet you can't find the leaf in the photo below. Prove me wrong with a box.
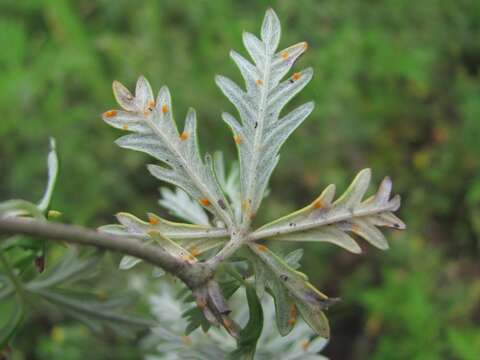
[158,187,210,226]
[119,255,143,270]
[27,250,102,290]
[100,212,228,269]
[248,244,336,338]
[213,152,242,223]
[104,77,234,226]
[216,9,313,223]
[252,169,405,252]
[37,137,59,212]
[0,296,24,348]
[33,289,155,330]
[0,199,44,219]
[284,248,304,269]
[228,285,264,360]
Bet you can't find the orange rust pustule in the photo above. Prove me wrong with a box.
[288,304,298,325]
[180,131,189,141]
[122,124,129,130]
[199,198,211,206]
[351,223,361,232]
[161,104,169,114]
[301,339,310,352]
[282,52,289,60]
[233,135,242,145]
[148,100,156,109]
[190,247,200,257]
[148,215,159,225]
[256,79,264,85]
[292,72,302,81]
[256,244,268,252]
[103,110,117,118]
[182,254,196,262]
[312,199,324,209]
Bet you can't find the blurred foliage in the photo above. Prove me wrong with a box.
[1,0,480,359]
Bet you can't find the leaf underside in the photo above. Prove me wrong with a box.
[217,8,314,223]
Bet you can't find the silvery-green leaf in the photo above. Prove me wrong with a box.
[32,288,154,330]
[283,249,304,269]
[114,212,228,241]
[0,296,24,348]
[295,301,330,339]
[217,9,314,224]
[37,137,58,212]
[349,219,388,250]
[0,200,44,219]
[119,255,143,270]
[158,187,210,226]
[27,250,102,290]
[248,244,335,338]
[272,227,361,254]
[99,212,228,269]
[212,152,242,222]
[261,8,281,54]
[104,77,233,227]
[333,169,371,211]
[152,267,165,278]
[252,169,405,252]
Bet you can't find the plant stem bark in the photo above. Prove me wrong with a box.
[0,217,212,289]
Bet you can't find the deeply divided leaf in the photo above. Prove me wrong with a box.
[252,169,405,252]
[217,8,313,225]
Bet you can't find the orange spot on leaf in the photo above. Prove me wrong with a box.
[301,339,310,351]
[190,247,200,257]
[104,110,117,118]
[312,199,324,209]
[161,104,169,114]
[122,124,129,130]
[288,304,297,325]
[180,131,189,141]
[199,198,210,206]
[292,72,301,81]
[233,135,242,144]
[148,214,159,225]
[148,100,155,110]
[182,254,195,262]
[282,52,289,60]
[257,244,268,252]
[256,79,264,85]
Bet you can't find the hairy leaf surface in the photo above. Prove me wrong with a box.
[217,9,314,225]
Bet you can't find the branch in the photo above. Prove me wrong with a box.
[0,217,236,335]
[0,217,211,289]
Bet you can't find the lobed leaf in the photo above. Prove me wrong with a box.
[104,77,234,227]
[252,169,405,252]
[216,9,314,225]
[248,244,335,338]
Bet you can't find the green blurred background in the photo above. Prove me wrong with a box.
[1,0,480,359]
